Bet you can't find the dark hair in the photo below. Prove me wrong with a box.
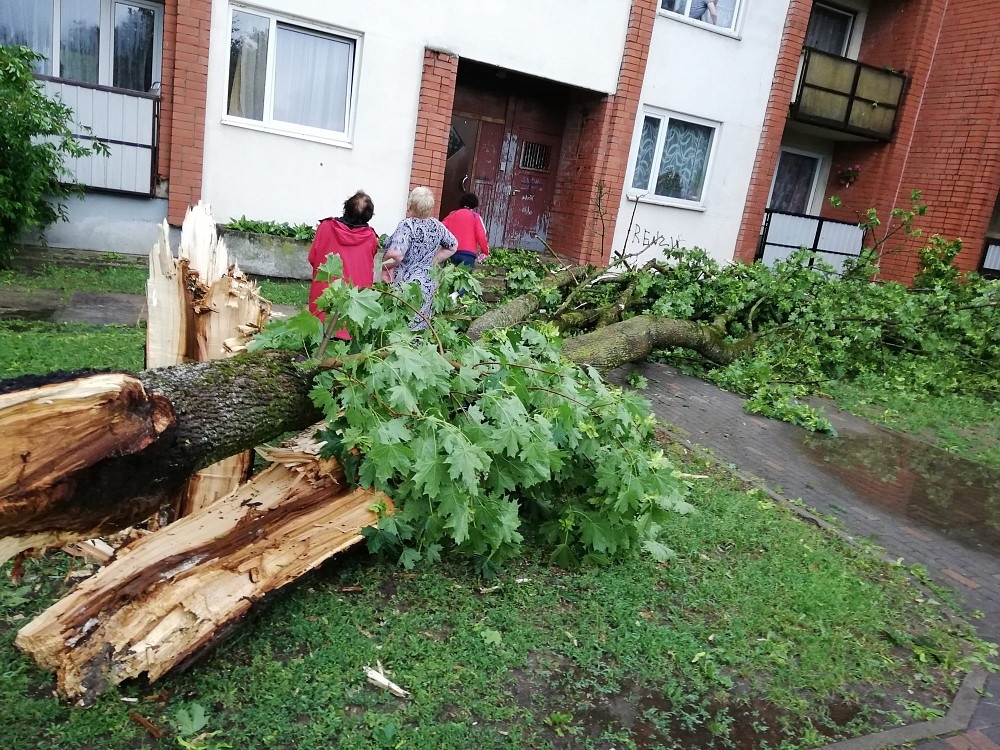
[342,190,375,225]
[458,192,479,210]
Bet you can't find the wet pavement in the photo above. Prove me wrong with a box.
[631,362,1000,750]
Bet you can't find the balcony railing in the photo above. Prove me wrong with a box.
[756,209,864,272]
[980,239,1000,280]
[791,47,906,141]
[39,75,159,197]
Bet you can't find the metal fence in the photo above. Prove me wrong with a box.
[755,209,865,272]
[39,75,159,197]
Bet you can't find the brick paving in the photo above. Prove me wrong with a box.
[634,362,1000,749]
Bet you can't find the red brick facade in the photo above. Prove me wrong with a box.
[161,0,212,226]
[736,0,1000,282]
[408,49,459,201]
[733,0,812,264]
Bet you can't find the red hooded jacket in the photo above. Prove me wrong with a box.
[307,217,379,331]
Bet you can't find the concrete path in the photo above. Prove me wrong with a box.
[632,362,1000,750]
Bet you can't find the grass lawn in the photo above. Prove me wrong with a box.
[0,265,995,749]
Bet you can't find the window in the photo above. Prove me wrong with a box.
[659,0,742,32]
[0,0,163,92]
[226,6,358,141]
[805,3,855,56]
[630,111,717,204]
[768,149,822,214]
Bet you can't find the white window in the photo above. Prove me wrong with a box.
[0,0,163,92]
[659,0,743,32]
[225,5,359,143]
[629,110,717,206]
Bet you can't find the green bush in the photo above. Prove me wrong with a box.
[0,45,105,267]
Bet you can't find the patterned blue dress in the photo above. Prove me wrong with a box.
[385,217,457,330]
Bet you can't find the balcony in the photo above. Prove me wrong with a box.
[790,47,906,141]
[39,75,159,197]
[756,209,864,273]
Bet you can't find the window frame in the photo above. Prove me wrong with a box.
[804,1,856,57]
[11,0,165,92]
[766,146,825,215]
[222,3,362,147]
[626,107,720,210]
[657,0,746,37]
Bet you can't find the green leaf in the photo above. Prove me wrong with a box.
[642,539,677,563]
[480,628,503,646]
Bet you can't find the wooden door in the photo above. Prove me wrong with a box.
[502,128,560,251]
[441,115,481,219]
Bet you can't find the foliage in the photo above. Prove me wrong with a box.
[225,216,316,242]
[251,256,687,573]
[0,46,107,267]
[480,247,559,297]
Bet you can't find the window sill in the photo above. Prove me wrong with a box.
[220,116,354,148]
[626,192,707,211]
[656,11,742,40]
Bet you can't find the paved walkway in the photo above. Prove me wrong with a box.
[633,362,1000,750]
[6,290,999,748]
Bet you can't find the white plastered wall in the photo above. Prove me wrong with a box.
[610,0,793,264]
[200,0,633,236]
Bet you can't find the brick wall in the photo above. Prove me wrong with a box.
[163,0,212,226]
[408,49,459,202]
[826,0,1000,281]
[733,0,812,263]
[548,0,657,266]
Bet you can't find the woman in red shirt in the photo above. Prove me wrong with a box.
[441,192,489,269]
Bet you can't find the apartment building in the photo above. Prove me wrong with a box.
[2,0,998,281]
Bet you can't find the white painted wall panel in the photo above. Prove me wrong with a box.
[611,1,794,264]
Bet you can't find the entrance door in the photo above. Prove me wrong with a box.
[443,84,564,251]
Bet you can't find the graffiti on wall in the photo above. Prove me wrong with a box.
[625,221,682,252]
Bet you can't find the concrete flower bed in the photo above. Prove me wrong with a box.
[218,228,312,280]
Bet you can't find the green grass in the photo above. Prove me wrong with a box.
[1,264,310,309]
[825,379,1000,470]
[0,450,990,749]
[0,320,145,378]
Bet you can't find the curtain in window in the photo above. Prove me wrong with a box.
[657,120,713,200]
[113,3,155,91]
[0,0,54,74]
[805,5,852,55]
[768,151,819,213]
[632,116,661,190]
[227,10,269,121]
[273,25,352,133]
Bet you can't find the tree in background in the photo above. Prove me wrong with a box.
[0,45,106,267]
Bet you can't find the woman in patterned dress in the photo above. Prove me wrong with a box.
[383,186,458,330]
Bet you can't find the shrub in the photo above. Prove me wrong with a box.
[0,45,105,267]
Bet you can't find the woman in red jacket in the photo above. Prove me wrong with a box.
[307,190,379,336]
[441,192,489,269]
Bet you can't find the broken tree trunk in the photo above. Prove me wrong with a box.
[147,203,272,518]
[0,351,322,563]
[16,430,391,703]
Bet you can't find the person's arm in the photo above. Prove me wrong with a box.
[474,212,489,260]
[433,225,459,264]
[307,221,330,271]
[706,0,718,23]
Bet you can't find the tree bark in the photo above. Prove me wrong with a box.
[0,351,321,561]
[16,433,390,704]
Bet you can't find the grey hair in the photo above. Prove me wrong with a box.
[407,186,435,218]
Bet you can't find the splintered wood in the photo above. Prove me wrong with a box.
[16,432,392,703]
[146,202,272,517]
[0,374,175,565]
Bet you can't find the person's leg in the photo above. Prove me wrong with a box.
[449,251,476,269]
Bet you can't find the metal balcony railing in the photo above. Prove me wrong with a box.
[756,209,864,273]
[38,75,159,197]
[980,239,1000,280]
[791,47,906,141]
